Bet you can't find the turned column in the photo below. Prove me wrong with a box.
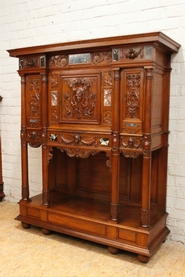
[141,68,153,227]
[41,73,49,206]
[110,69,120,222]
[20,75,29,201]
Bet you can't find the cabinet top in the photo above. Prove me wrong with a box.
[7,32,180,58]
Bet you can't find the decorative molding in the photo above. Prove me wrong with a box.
[59,133,98,147]
[58,147,100,158]
[121,150,142,159]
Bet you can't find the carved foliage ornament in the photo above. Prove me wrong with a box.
[29,79,40,117]
[58,148,100,159]
[63,77,97,120]
[59,133,98,147]
[126,74,140,118]
[92,52,112,64]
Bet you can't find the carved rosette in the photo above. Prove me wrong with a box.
[92,52,112,64]
[58,147,100,159]
[59,133,98,147]
[49,55,68,67]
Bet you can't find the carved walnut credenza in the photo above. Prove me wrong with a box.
[7,32,180,262]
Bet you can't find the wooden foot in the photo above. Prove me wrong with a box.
[21,222,31,229]
[108,246,120,255]
[41,228,52,235]
[138,254,150,263]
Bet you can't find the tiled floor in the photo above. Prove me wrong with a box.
[0,200,185,277]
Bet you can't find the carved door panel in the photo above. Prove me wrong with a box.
[59,73,101,125]
[120,69,144,134]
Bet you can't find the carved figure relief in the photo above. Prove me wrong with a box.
[122,137,142,149]
[29,79,40,116]
[126,74,140,118]
[120,47,144,60]
[61,77,98,122]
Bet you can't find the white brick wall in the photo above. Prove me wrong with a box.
[0,0,185,244]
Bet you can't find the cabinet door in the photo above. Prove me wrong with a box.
[59,72,101,125]
[120,69,144,135]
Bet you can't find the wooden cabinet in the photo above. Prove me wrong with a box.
[7,32,180,262]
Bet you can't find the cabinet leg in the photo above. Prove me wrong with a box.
[108,246,120,255]
[21,222,31,229]
[138,254,150,263]
[41,228,52,235]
